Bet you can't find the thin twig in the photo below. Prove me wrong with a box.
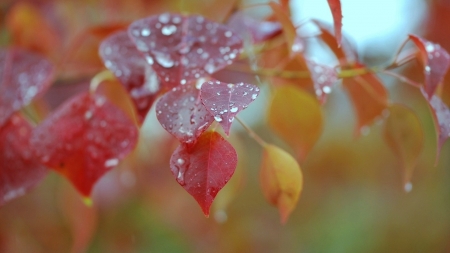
[235,117,268,147]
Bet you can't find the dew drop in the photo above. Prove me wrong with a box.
[105,158,119,168]
[141,28,151,36]
[158,13,170,24]
[251,93,257,100]
[161,25,177,36]
[224,31,232,38]
[323,86,331,94]
[154,52,175,68]
[425,66,431,72]
[84,111,93,120]
[177,158,185,165]
[230,107,238,113]
[214,115,223,122]
[404,182,413,192]
[146,55,154,65]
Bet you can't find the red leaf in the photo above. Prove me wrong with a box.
[421,89,450,162]
[326,0,343,47]
[99,31,160,119]
[30,92,138,197]
[156,85,214,146]
[169,131,237,216]
[306,60,338,104]
[200,80,260,135]
[0,114,47,205]
[128,13,243,89]
[0,47,55,127]
[409,35,450,98]
[227,12,282,43]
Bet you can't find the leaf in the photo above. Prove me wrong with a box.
[409,34,450,98]
[421,89,450,162]
[30,92,138,197]
[312,19,357,62]
[156,85,214,146]
[342,65,388,135]
[268,2,301,54]
[200,80,260,135]
[0,47,55,127]
[268,85,323,160]
[0,114,47,206]
[5,2,61,57]
[99,31,160,120]
[260,144,303,223]
[383,104,423,191]
[169,131,237,216]
[128,13,243,89]
[326,0,343,47]
[306,60,338,104]
[227,13,282,43]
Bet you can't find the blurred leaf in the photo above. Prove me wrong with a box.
[342,66,388,136]
[169,131,237,216]
[200,80,260,135]
[268,85,323,160]
[227,13,282,44]
[306,59,338,104]
[268,2,298,54]
[409,34,450,99]
[383,104,423,191]
[326,0,343,47]
[260,144,303,224]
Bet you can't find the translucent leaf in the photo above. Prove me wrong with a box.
[200,80,260,135]
[30,92,138,196]
[383,104,423,191]
[268,2,300,54]
[268,85,323,160]
[342,65,388,135]
[128,13,243,89]
[99,31,160,119]
[409,34,450,98]
[421,89,450,162]
[227,13,282,43]
[260,144,303,223]
[0,47,55,127]
[326,0,343,47]
[169,131,237,216]
[156,85,214,146]
[306,60,338,104]
[0,114,47,205]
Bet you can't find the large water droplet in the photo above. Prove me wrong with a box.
[161,25,177,36]
[230,107,238,113]
[154,52,175,68]
[214,115,223,122]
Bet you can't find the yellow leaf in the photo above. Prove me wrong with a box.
[268,85,323,160]
[260,144,303,223]
[383,104,424,192]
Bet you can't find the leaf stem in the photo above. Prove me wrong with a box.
[235,117,268,147]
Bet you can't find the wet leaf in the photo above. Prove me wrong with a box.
[99,31,160,119]
[260,144,303,224]
[0,47,55,127]
[268,85,323,160]
[0,114,47,206]
[268,2,301,54]
[156,85,214,146]
[128,13,243,89]
[30,92,138,197]
[421,89,450,162]
[306,60,338,104]
[5,2,61,57]
[409,34,450,99]
[383,104,423,191]
[200,80,260,135]
[227,13,282,43]
[342,65,388,135]
[169,131,237,216]
[326,0,343,47]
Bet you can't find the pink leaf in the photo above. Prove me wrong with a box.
[99,31,160,119]
[30,92,138,197]
[170,131,237,216]
[0,47,55,126]
[156,85,214,146]
[128,13,243,89]
[306,60,338,104]
[227,12,282,43]
[409,35,450,99]
[200,80,260,135]
[326,0,343,47]
[421,89,450,162]
[0,114,47,205]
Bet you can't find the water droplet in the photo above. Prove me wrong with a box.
[146,55,154,65]
[214,115,223,122]
[180,79,186,85]
[204,63,215,74]
[404,182,413,192]
[158,13,170,24]
[425,66,431,72]
[323,86,331,94]
[105,158,119,168]
[230,107,238,113]
[141,28,151,36]
[154,52,174,68]
[177,158,185,165]
[84,111,93,120]
[251,93,257,100]
[161,25,177,35]
[425,43,435,52]
[224,31,232,38]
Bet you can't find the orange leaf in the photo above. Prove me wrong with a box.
[268,85,323,160]
[326,0,343,47]
[342,66,388,136]
[383,104,423,192]
[260,144,303,223]
[5,2,60,57]
[268,2,297,54]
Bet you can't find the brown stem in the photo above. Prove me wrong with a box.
[235,117,268,147]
